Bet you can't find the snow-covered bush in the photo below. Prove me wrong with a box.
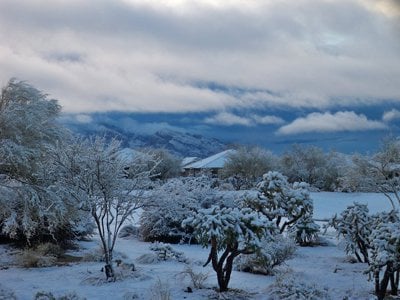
[118,225,140,239]
[289,215,320,246]
[369,216,400,299]
[150,278,171,300]
[34,291,86,300]
[183,204,275,292]
[235,235,296,275]
[328,203,372,263]
[247,171,315,235]
[148,242,187,263]
[140,176,217,243]
[179,265,209,289]
[268,272,331,300]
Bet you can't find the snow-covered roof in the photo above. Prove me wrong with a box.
[184,149,235,169]
[181,157,200,167]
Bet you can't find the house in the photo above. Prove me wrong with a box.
[182,149,235,177]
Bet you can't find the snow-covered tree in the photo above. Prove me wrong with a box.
[222,146,278,189]
[135,148,181,181]
[183,205,275,292]
[139,176,216,243]
[0,79,82,245]
[328,203,372,263]
[52,137,153,280]
[247,171,315,235]
[280,145,341,191]
[369,216,400,299]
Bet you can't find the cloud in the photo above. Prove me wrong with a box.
[383,109,400,122]
[0,0,399,113]
[204,112,252,126]
[277,111,387,135]
[251,114,285,125]
[204,112,285,126]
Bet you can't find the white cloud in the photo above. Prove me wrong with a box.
[277,111,387,135]
[204,112,252,126]
[252,114,285,125]
[204,112,285,126]
[0,0,399,113]
[383,109,400,122]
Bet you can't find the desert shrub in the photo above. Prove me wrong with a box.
[15,243,64,268]
[235,235,296,275]
[268,273,330,300]
[16,250,57,268]
[35,243,64,257]
[118,225,140,239]
[34,291,86,300]
[289,215,320,246]
[150,278,171,300]
[149,242,187,263]
[179,265,209,289]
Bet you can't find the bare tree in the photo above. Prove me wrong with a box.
[222,146,277,189]
[52,137,153,280]
[345,137,400,209]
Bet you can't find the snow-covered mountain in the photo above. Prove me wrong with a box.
[63,119,226,157]
[128,129,226,158]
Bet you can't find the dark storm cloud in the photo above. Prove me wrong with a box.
[0,0,399,113]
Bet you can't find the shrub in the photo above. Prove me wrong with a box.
[235,235,296,275]
[178,265,209,289]
[268,273,330,300]
[289,215,320,246]
[15,243,64,268]
[140,176,217,243]
[118,225,140,239]
[34,291,86,300]
[150,278,171,300]
[148,242,187,263]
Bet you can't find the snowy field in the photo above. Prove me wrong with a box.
[0,192,394,300]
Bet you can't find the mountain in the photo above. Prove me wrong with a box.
[128,129,226,157]
[62,119,226,158]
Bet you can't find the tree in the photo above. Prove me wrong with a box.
[52,137,153,280]
[145,148,181,180]
[222,146,277,189]
[369,213,400,300]
[328,203,372,263]
[0,79,83,245]
[247,171,315,235]
[345,138,400,209]
[183,205,275,292]
[280,144,341,191]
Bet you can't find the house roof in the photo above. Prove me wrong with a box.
[184,149,235,169]
[181,157,200,167]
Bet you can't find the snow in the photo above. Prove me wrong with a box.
[0,192,394,299]
[184,149,235,169]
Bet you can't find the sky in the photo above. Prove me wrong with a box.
[1,0,400,153]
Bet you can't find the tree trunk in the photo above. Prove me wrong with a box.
[390,268,399,295]
[104,248,115,281]
[377,264,392,300]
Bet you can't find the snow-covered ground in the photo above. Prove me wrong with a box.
[0,192,392,299]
